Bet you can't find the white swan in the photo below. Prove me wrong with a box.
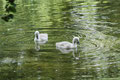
[34,31,48,51]
[34,31,48,43]
[56,37,80,49]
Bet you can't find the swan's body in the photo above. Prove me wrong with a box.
[34,31,48,51]
[56,47,74,54]
[56,37,79,49]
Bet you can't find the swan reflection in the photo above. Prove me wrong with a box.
[56,47,80,60]
[35,41,47,51]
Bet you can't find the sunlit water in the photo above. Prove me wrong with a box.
[0,0,120,80]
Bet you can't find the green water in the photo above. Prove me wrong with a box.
[0,0,120,80]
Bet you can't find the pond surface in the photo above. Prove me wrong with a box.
[0,0,120,80]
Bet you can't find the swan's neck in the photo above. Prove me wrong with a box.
[35,33,39,39]
[74,43,77,48]
[72,40,77,48]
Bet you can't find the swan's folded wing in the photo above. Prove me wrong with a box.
[39,34,48,37]
[56,41,73,48]
[39,34,48,40]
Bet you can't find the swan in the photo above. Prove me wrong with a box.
[56,37,80,49]
[34,31,48,43]
[34,31,48,51]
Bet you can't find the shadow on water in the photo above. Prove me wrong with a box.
[0,0,120,80]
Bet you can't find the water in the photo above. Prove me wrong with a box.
[0,0,120,80]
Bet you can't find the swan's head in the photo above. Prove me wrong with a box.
[35,31,39,39]
[73,37,80,44]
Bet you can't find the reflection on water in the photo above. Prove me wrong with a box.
[56,47,80,60]
[0,0,120,80]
